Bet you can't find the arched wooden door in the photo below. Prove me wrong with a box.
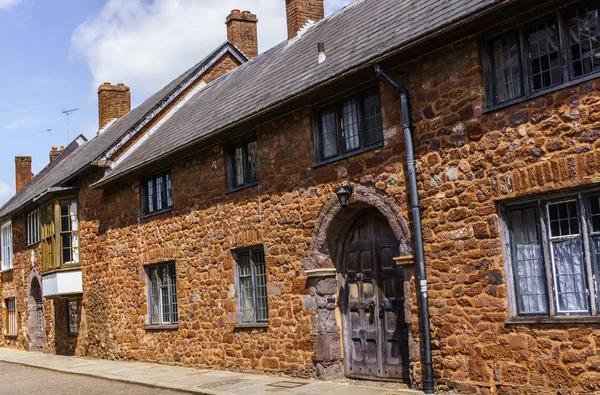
[341,211,409,381]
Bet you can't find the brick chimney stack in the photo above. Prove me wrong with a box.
[98,82,131,131]
[226,10,259,59]
[285,0,324,40]
[50,146,64,163]
[15,156,33,193]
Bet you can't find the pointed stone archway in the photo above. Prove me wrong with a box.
[303,185,419,384]
[27,270,45,351]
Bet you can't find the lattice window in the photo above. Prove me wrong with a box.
[234,247,268,324]
[316,85,383,163]
[504,194,600,317]
[147,263,178,326]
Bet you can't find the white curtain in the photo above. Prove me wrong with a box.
[553,240,588,312]
[515,243,548,314]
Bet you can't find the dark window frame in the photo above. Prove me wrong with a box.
[146,262,179,327]
[141,171,173,217]
[502,192,600,319]
[313,85,384,164]
[227,136,258,192]
[233,246,268,325]
[484,1,600,108]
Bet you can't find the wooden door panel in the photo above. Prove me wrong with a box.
[343,213,408,381]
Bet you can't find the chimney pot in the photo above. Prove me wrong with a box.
[286,0,324,40]
[98,82,131,131]
[15,156,33,192]
[226,9,259,60]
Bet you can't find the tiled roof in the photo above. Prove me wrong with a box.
[0,42,246,219]
[96,0,502,186]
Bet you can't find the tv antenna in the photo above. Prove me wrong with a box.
[61,108,79,143]
[38,128,52,144]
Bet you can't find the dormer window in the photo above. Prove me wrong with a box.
[485,0,600,107]
[142,172,173,216]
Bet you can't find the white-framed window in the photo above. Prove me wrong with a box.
[59,200,79,265]
[1,222,13,271]
[26,209,40,246]
[502,193,600,317]
[146,263,178,326]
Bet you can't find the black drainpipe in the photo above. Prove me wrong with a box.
[375,64,435,394]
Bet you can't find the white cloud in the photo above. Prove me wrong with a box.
[0,180,14,207]
[0,0,23,10]
[71,0,355,101]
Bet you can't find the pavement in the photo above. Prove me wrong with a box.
[0,348,423,395]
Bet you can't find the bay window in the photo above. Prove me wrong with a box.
[41,199,79,272]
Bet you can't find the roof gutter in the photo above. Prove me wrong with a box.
[375,64,434,394]
[32,186,80,203]
[91,0,516,189]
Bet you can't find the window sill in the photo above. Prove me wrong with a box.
[144,324,179,331]
[312,142,384,168]
[226,180,259,195]
[0,268,14,274]
[25,241,40,249]
[4,334,17,339]
[484,73,600,114]
[140,207,173,220]
[234,322,268,330]
[505,316,600,325]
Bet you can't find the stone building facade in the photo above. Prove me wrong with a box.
[1,1,600,394]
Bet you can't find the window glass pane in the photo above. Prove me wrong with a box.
[233,145,244,187]
[150,269,160,324]
[237,252,254,323]
[147,180,154,213]
[68,300,80,334]
[253,250,268,322]
[552,239,589,313]
[246,140,257,183]
[170,266,178,323]
[341,98,360,152]
[491,30,523,103]
[567,1,600,78]
[166,174,173,208]
[362,88,383,147]
[548,201,579,237]
[320,107,338,159]
[156,177,164,211]
[510,208,548,314]
[527,16,562,90]
[590,197,600,232]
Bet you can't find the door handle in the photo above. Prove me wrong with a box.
[367,302,375,315]
[379,302,385,319]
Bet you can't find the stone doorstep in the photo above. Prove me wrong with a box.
[0,348,423,395]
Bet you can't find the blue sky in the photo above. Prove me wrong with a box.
[0,0,353,205]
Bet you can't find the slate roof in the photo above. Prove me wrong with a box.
[0,42,247,219]
[95,0,503,186]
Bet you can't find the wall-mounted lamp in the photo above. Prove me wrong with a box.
[336,185,354,209]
